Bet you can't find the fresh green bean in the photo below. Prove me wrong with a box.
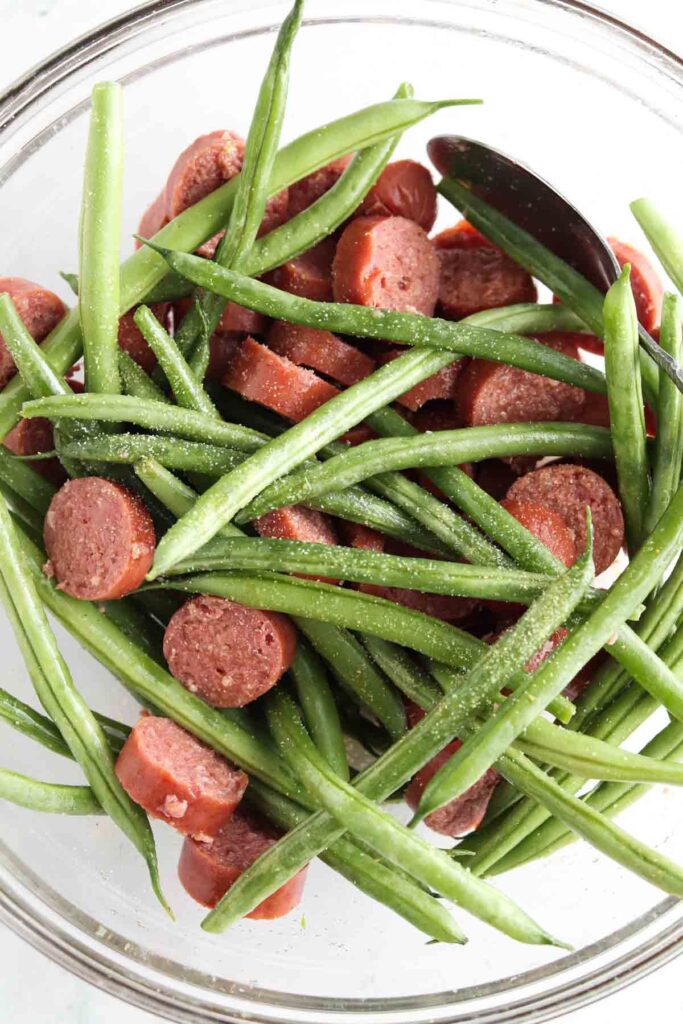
[267,690,563,946]
[146,245,608,395]
[437,176,668,401]
[169,536,549,603]
[58,433,244,474]
[496,746,683,897]
[0,479,44,539]
[118,350,170,403]
[360,637,443,711]
[0,503,168,911]
[0,769,103,816]
[133,306,217,415]
[411,540,595,825]
[630,198,683,295]
[0,687,130,758]
[0,447,55,517]
[463,303,589,334]
[79,82,123,396]
[290,642,348,779]
[645,293,683,533]
[237,423,614,522]
[603,266,649,550]
[0,295,72,401]
[22,393,266,452]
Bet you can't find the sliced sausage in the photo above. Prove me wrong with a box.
[267,321,375,386]
[164,130,288,256]
[358,160,437,232]
[255,503,339,584]
[454,335,586,427]
[288,155,353,218]
[223,336,339,422]
[501,498,577,567]
[506,463,624,573]
[135,192,168,249]
[578,392,656,438]
[475,459,518,500]
[341,522,386,551]
[433,220,537,320]
[403,702,499,837]
[4,416,65,487]
[376,348,464,411]
[263,237,336,302]
[178,808,308,916]
[115,715,248,839]
[174,296,266,338]
[0,278,66,389]
[332,216,440,316]
[207,332,241,382]
[118,303,170,374]
[608,237,663,332]
[163,595,297,708]
[43,477,155,600]
[339,424,376,446]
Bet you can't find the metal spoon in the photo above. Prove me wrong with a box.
[428,135,683,392]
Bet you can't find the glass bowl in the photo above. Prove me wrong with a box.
[0,1,681,1021]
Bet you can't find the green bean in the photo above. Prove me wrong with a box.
[463,303,589,334]
[58,433,244,474]
[79,82,123,396]
[645,293,683,533]
[0,447,55,517]
[0,769,103,816]
[290,642,348,779]
[133,306,217,415]
[411,540,594,826]
[238,423,613,522]
[146,245,608,395]
[22,393,266,452]
[267,690,563,946]
[0,687,130,758]
[496,746,683,897]
[437,176,666,402]
[603,266,649,550]
[248,779,466,943]
[294,620,407,741]
[630,198,683,296]
[0,295,72,401]
[0,478,44,539]
[149,347,474,577]
[360,637,443,711]
[0,502,168,912]
[169,535,549,603]
[118,350,170,403]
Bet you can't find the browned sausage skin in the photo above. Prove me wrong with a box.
[178,808,308,916]
[115,716,248,839]
[163,595,297,708]
[43,478,156,600]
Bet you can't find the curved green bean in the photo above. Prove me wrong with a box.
[0,769,102,816]
[79,82,123,396]
[645,293,682,533]
[0,687,129,758]
[603,266,649,550]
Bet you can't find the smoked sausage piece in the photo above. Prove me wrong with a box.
[135,192,168,249]
[223,336,339,422]
[43,477,155,600]
[358,160,437,232]
[178,808,308,916]
[332,216,440,316]
[433,220,536,320]
[115,715,248,838]
[267,321,375,387]
[501,498,577,567]
[118,303,170,374]
[163,595,297,708]
[376,348,464,411]
[0,278,66,389]
[287,155,353,217]
[263,238,336,302]
[506,463,625,573]
[255,504,339,583]
[608,237,663,332]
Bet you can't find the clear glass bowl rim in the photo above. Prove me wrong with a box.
[0,1,681,1022]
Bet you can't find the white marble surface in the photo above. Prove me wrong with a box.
[0,1,681,1021]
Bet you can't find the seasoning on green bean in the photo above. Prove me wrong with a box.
[0,502,168,912]
[360,637,443,712]
[0,769,103,816]
[133,305,217,415]
[58,433,245,474]
[78,82,123,397]
[290,641,349,779]
[0,686,130,758]
[0,446,55,517]
[630,198,683,296]
[118,349,171,403]
[603,266,649,551]
[645,293,683,534]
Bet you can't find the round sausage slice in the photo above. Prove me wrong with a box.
[376,348,464,411]
[263,237,336,302]
[287,155,353,218]
[163,595,297,708]
[118,303,170,374]
[501,498,577,567]
[223,336,339,422]
[43,477,155,600]
[255,503,339,584]
[0,278,66,390]
[358,160,437,232]
[454,335,586,427]
[342,522,386,552]
[608,237,663,332]
[178,808,308,916]
[115,716,248,839]
[135,192,168,249]
[267,321,375,387]
[332,216,440,316]
[433,220,537,320]
[4,416,65,487]
[506,463,624,573]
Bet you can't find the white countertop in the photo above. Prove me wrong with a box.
[0,1,681,1021]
